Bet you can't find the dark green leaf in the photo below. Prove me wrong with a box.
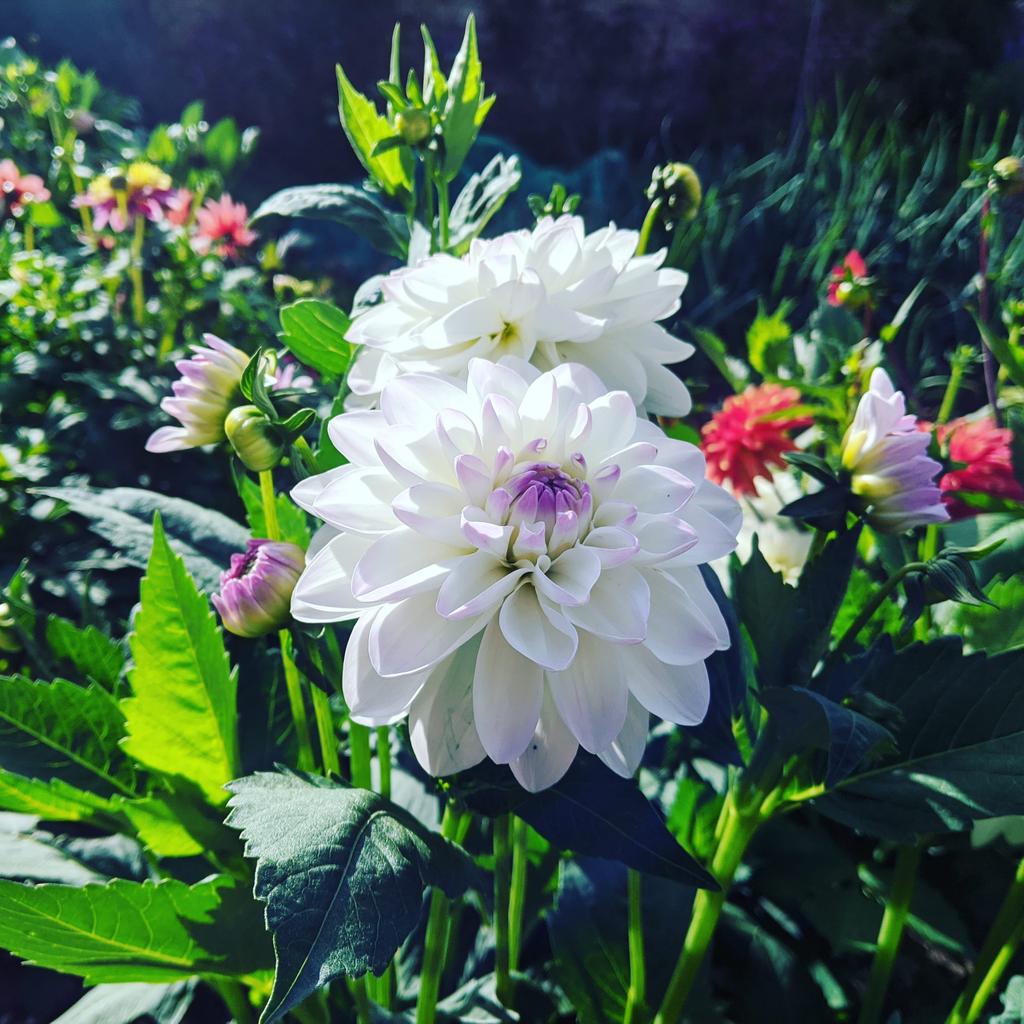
[36,486,249,594]
[781,451,839,487]
[251,183,409,259]
[51,981,196,1024]
[225,769,478,1023]
[45,615,125,689]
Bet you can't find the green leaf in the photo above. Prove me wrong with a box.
[688,325,747,391]
[0,675,136,798]
[335,65,413,199]
[45,615,125,689]
[251,183,410,259]
[746,300,793,375]
[238,474,310,548]
[51,981,196,1024]
[225,769,478,1023]
[816,639,1024,840]
[0,876,264,983]
[117,783,237,860]
[0,818,105,885]
[735,527,860,691]
[37,486,250,594]
[0,770,117,822]
[278,299,355,379]
[448,154,522,250]
[951,575,1024,653]
[121,514,238,805]
[440,15,489,181]
[204,118,241,173]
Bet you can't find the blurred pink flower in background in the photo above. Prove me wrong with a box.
[935,416,1024,518]
[193,194,256,257]
[0,159,51,217]
[74,161,175,232]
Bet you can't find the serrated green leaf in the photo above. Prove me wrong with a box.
[251,183,410,259]
[0,876,265,983]
[0,675,136,797]
[121,515,238,805]
[448,154,522,251]
[0,770,117,822]
[335,65,413,199]
[441,15,487,181]
[225,769,478,1023]
[951,575,1024,653]
[278,299,355,379]
[816,639,1024,840]
[45,615,125,689]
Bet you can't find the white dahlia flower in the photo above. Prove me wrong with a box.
[346,215,694,415]
[291,358,741,791]
[841,369,949,534]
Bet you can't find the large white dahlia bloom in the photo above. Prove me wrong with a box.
[346,215,695,415]
[291,358,741,791]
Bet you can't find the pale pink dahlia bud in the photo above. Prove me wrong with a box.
[213,539,305,638]
[290,357,742,792]
[146,334,250,453]
[840,368,949,534]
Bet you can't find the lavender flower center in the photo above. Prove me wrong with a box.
[505,460,592,540]
[225,540,266,581]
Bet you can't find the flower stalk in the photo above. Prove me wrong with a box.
[508,818,528,972]
[623,869,647,1024]
[494,814,515,1007]
[129,214,147,326]
[857,844,921,1024]
[947,858,1024,1024]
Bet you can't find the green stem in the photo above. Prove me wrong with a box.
[857,844,921,1024]
[424,155,437,252]
[623,869,647,1024]
[280,630,315,772]
[830,562,928,662]
[508,817,528,971]
[23,222,35,252]
[636,198,662,257]
[947,858,1024,1024]
[494,814,514,1007]
[312,687,339,775]
[258,470,281,541]
[937,350,969,425]
[293,435,320,475]
[129,214,146,326]
[349,978,372,1024]
[376,726,392,799]
[349,721,372,789]
[415,806,463,1024]
[963,917,1024,1024]
[653,792,762,1024]
[213,980,255,1024]
[436,173,450,252]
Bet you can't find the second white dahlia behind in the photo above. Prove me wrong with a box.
[346,215,695,415]
[291,358,740,791]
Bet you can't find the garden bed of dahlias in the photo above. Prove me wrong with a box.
[2,19,1024,1024]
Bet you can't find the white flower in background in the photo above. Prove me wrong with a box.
[841,368,949,534]
[346,215,694,415]
[291,358,740,791]
[726,473,813,584]
[146,334,250,453]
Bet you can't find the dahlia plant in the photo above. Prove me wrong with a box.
[2,17,1024,1024]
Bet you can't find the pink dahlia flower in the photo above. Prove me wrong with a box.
[0,159,50,217]
[213,539,305,638]
[193,194,256,257]
[74,161,175,232]
[936,416,1024,518]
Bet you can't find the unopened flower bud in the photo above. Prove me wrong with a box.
[646,162,702,226]
[395,109,432,146]
[212,540,305,638]
[224,404,285,472]
[992,156,1024,195]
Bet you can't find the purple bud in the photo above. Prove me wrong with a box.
[212,539,305,638]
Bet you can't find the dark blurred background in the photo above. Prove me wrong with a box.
[4,0,1024,199]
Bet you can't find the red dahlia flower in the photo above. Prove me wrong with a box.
[827,249,873,310]
[701,383,813,496]
[0,159,50,218]
[936,416,1024,518]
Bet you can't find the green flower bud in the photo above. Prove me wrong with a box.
[645,162,702,226]
[992,156,1024,196]
[225,404,285,472]
[395,109,432,146]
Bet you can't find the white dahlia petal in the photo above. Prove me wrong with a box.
[624,644,711,726]
[566,565,650,643]
[290,531,371,623]
[351,530,464,603]
[510,684,579,792]
[597,695,650,778]
[343,613,429,725]
[408,640,487,777]
[473,620,545,763]
[547,633,629,753]
[499,586,578,670]
[312,466,402,535]
[642,569,721,665]
[436,551,528,619]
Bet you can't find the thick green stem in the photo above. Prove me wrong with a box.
[312,687,339,775]
[258,470,281,540]
[653,792,761,1024]
[494,814,514,1007]
[948,858,1024,1024]
[415,807,463,1024]
[858,845,921,1024]
[349,721,372,789]
[437,174,450,252]
[508,817,528,971]
[213,980,255,1024]
[636,198,662,257]
[623,869,647,1024]
[376,726,392,799]
[349,978,372,1024]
